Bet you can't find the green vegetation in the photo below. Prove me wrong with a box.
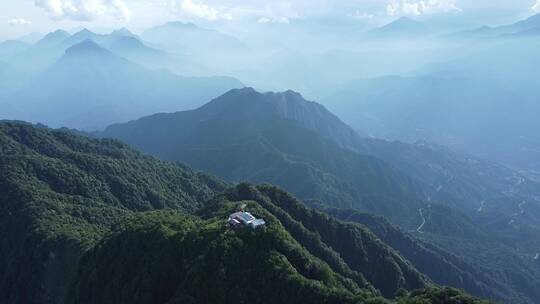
[97,88,540,303]
[226,184,428,297]
[0,122,489,304]
[99,89,430,229]
[318,206,511,302]
[0,121,226,303]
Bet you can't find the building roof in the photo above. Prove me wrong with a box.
[250,219,266,228]
[230,211,256,224]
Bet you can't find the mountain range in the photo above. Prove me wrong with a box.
[0,121,488,304]
[368,17,431,39]
[449,12,540,39]
[1,39,242,130]
[142,22,247,55]
[324,41,540,179]
[99,88,540,303]
[1,12,539,304]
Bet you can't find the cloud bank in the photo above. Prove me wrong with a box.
[34,0,131,21]
[386,0,461,16]
[170,0,232,20]
[8,18,32,26]
[533,0,540,11]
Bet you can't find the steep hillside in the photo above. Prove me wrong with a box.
[318,206,531,303]
[222,184,428,297]
[0,121,227,304]
[99,88,540,303]
[0,121,485,304]
[106,36,169,67]
[100,88,428,228]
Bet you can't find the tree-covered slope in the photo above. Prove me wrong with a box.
[0,121,227,304]
[99,88,430,229]
[0,121,486,304]
[97,88,540,303]
[317,206,521,302]
[68,209,373,304]
[69,183,488,304]
[219,184,429,297]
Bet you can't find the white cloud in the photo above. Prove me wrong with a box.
[533,0,540,11]
[8,18,32,26]
[386,0,461,16]
[257,16,289,24]
[180,0,219,20]
[353,11,375,20]
[171,0,232,20]
[34,0,131,21]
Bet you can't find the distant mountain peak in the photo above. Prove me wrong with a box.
[110,27,136,37]
[206,87,309,109]
[164,21,198,29]
[71,28,97,39]
[382,16,425,29]
[371,17,428,37]
[194,87,364,147]
[64,39,110,57]
[281,89,305,100]
[37,29,70,45]
[47,29,70,37]
[75,28,94,35]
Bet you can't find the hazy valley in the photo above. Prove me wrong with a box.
[1,2,539,304]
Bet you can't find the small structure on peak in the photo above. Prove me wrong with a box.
[228,211,266,229]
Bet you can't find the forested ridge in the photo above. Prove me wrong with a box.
[0,121,489,304]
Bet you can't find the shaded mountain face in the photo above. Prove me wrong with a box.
[63,29,101,46]
[4,28,167,73]
[100,88,428,228]
[0,121,485,304]
[61,29,144,51]
[315,206,515,302]
[107,36,159,55]
[101,87,540,232]
[99,87,540,303]
[194,88,367,147]
[0,28,244,131]
[4,40,243,130]
[35,30,70,48]
[106,36,170,68]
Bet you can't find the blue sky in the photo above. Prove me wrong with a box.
[1,0,539,39]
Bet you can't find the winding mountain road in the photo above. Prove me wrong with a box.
[477,200,486,212]
[518,201,526,214]
[417,208,426,234]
